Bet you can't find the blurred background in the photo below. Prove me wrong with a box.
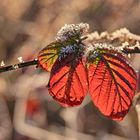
[0,0,140,140]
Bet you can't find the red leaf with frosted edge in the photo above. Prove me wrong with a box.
[48,54,88,107]
[38,42,62,72]
[88,49,137,121]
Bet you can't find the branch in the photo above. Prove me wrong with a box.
[0,59,38,73]
[123,47,140,54]
[0,28,140,74]
[0,47,140,74]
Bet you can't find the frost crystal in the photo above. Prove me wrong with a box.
[134,41,140,49]
[13,64,19,69]
[122,41,129,47]
[0,61,5,67]
[86,43,124,58]
[128,54,131,58]
[61,45,75,54]
[100,31,109,38]
[89,51,99,59]
[56,23,89,42]
[93,43,119,51]
[58,43,84,61]
[58,45,76,60]
[17,57,24,63]
[121,41,129,50]
[111,28,130,39]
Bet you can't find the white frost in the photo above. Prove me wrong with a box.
[56,23,89,42]
[17,57,24,63]
[0,61,5,67]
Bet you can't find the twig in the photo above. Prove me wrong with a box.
[0,59,38,73]
[123,47,140,54]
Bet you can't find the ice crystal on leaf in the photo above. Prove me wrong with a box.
[85,43,125,58]
[58,43,85,61]
[58,45,75,61]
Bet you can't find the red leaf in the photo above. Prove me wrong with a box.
[38,42,62,72]
[88,49,137,120]
[48,54,88,107]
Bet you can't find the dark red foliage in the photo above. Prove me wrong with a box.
[48,54,88,107]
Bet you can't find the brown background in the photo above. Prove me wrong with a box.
[0,0,140,140]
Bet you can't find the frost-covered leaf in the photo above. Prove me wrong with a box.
[48,48,88,107]
[38,23,89,72]
[87,49,137,120]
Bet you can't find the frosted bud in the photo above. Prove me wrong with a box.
[56,23,89,42]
